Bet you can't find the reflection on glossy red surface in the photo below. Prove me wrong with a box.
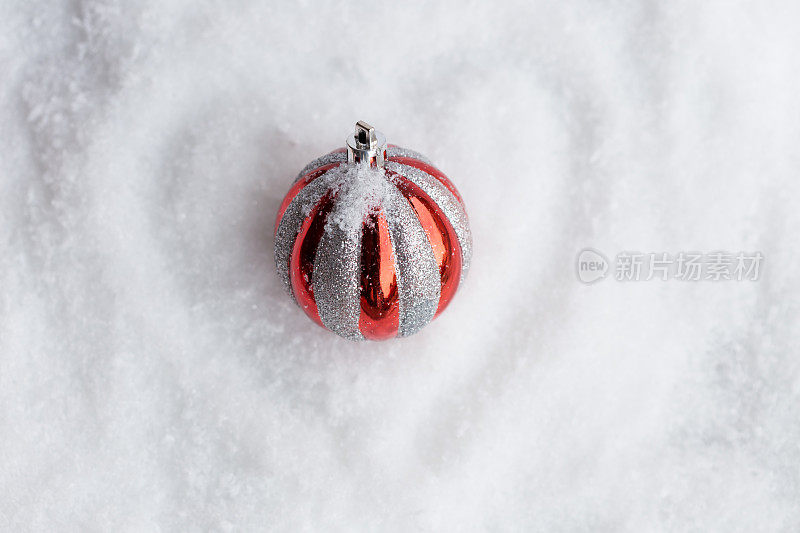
[358,210,399,340]
[290,193,335,327]
[394,175,462,316]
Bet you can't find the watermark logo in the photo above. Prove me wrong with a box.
[576,248,610,284]
[576,249,763,283]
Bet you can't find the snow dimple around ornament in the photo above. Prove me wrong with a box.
[274,122,472,341]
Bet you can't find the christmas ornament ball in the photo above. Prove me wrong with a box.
[274,121,472,341]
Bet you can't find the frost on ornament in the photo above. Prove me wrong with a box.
[274,121,471,341]
[322,164,396,241]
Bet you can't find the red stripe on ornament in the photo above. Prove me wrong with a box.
[358,210,400,340]
[393,175,462,317]
[289,192,337,328]
[388,155,463,204]
[274,162,340,235]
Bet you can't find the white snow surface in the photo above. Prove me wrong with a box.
[1,1,800,530]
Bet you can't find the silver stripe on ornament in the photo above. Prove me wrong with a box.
[385,161,473,282]
[383,185,441,336]
[313,204,365,341]
[294,151,347,182]
[386,145,432,165]
[274,170,339,297]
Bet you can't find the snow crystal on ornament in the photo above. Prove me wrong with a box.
[323,163,397,242]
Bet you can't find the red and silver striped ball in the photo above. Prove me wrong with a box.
[274,144,472,341]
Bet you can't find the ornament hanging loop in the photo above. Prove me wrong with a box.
[347,120,387,168]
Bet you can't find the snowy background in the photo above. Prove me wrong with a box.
[2,0,800,530]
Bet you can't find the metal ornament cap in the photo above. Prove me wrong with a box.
[275,121,472,341]
[346,121,387,168]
